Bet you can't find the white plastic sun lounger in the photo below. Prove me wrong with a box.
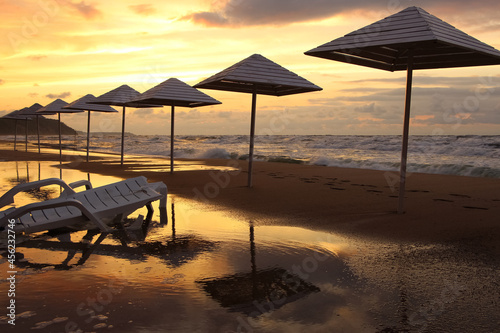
[0,176,167,234]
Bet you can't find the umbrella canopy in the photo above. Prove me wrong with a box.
[305,6,500,213]
[194,54,322,187]
[93,84,161,165]
[64,94,118,161]
[36,99,83,160]
[130,78,222,173]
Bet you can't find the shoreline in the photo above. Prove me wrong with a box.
[1,144,499,246]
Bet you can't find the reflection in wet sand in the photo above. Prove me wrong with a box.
[197,223,320,317]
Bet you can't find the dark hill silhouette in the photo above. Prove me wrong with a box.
[0,117,77,135]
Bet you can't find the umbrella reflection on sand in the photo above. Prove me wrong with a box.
[196,222,320,316]
[305,6,500,213]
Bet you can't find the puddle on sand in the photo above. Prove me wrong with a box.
[1,161,499,332]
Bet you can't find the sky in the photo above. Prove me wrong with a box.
[1,0,500,135]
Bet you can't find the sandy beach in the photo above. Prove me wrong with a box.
[1,141,500,332]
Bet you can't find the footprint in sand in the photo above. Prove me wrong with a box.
[300,177,319,183]
[330,187,346,191]
[449,193,471,198]
[463,206,488,210]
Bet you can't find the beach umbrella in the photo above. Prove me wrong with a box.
[194,54,322,187]
[3,104,42,152]
[64,94,118,162]
[17,103,49,153]
[2,110,27,151]
[36,99,83,161]
[305,6,500,213]
[130,78,222,173]
[92,85,161,165]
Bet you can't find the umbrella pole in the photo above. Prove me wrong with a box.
[398,50,414,214]
[86,111,91,162]
[25,118,28,152]
[37,115,41,154]
[58,113,62,162]
[248,91,257,187]
[121,106,126,166]
[170,105,175,174]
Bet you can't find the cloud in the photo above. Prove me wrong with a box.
[129,4,157,16]
[45,91,71,99]
[0,79,4,85]
[177,109,201,119]
[63,1,102,20]
[184,11,230,27]
[28,93,39,98]
[181,0,359,27]
[28,55,48,61]
[217,111,232,118]
[181,0,500,28]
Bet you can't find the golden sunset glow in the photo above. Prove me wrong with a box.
[1,0,500,135]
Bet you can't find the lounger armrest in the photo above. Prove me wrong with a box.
[1,198,112,232]
[147,181,168,208]
[0,178,76,209]
[68,180,93,191]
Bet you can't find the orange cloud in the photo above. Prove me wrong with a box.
[63,0,102,20]
[45,91,71,99]
[129,4,157,17]
[414,115,435,121]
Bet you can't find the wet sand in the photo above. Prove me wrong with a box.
[1,142,500,332]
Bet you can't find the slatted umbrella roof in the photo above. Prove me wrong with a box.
[131,78,222,107]
[93,84,160,108]
[3,103,43,119]
[305,6,500,71]
[36,99,83,114]
[17,103,44,117]
[3,110,29,120]
[65,94,118,112]
[93,85,140,106]
[194,54,322,95]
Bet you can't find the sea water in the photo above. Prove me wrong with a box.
[12,134,500,178]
